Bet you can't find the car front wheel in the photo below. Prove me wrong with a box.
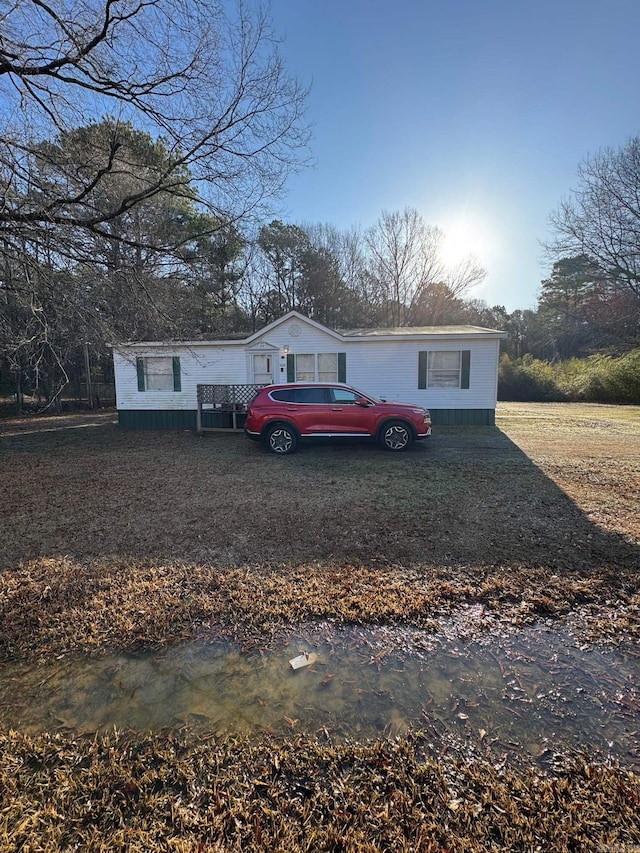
[265,423,298,455]
[379,421,413,451]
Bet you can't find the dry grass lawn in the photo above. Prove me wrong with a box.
[0,403,639,851]
[1,403,639,567]
[0,403,639,658]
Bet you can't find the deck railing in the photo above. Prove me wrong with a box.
[196,383,265,432]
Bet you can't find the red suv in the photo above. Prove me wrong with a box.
[245,383,431,454]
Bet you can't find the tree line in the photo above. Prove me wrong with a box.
[513,137,640,362]
[496,137,640,404]
[0,0,487,411]
[3,119,640,408]
[1,1,639,411]
[0,136,488,409]
[0,0,309,411]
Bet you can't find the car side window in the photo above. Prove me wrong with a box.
[269,388,330,403]
[331,388,360,404]
[292,387,331,403]
[270,389,296,402]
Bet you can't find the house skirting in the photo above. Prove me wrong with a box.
[429,409,495,426]
[118,408,495,429]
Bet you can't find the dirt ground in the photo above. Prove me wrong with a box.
[0,403,638,851]
[2,403,639,566]
[0,402,638,657]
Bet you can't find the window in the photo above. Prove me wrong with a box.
[331,387,359,404]
[295,354,315,382]
[318,352,338,382]
[145,357,174,391]
[293,387,330,403]
[428,351,461,387]
[136,356,181,392]
[270,387,330,403]
[418,350,470,390]
[269,389,295,402]
[287,352,347,383]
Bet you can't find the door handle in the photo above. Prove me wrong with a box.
[331,407,343,411]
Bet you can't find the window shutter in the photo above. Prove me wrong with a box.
[461,350,471,389]
[136,357,146,392]
[286,353,295,382]
[418,351,427,389]
[337,352,346,383]
[172,356,181,392]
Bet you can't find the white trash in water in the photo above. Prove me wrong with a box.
[289,651,318,670]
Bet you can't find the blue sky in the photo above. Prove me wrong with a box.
[269,0,640,311]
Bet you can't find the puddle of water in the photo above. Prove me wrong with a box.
[0,624,638,770]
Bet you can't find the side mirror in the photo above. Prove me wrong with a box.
[355,396,370,407]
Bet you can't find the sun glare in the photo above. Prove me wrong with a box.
[441,218,494,268]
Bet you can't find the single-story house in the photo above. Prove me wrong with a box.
[113,310,507,428]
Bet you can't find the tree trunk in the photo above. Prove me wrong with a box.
[84,342,94,409]
[15,372,23,416]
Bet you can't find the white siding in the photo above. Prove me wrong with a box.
[251,317,344,383]
[251,315,343,349]
[114,346,248,411]
[343,338,501,409]
[113,315,502,412]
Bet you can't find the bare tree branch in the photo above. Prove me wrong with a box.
[363,208,486,326]
[0,0,310,235]
[0,0,310,408]
[548,138,640,297]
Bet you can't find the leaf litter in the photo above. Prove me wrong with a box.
[0,402,638,849]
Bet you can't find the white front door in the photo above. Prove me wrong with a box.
[253,353,273,384]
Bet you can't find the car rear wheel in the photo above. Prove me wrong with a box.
[379,420,413,451]
[265,423,298,455]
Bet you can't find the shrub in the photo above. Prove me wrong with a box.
[498,355,565,402]
[499,350,640,404]
[566,351,640,404]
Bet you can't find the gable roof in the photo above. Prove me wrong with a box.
[340,324,507,339]
[243,310,345,343]
[114,311,507,348]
